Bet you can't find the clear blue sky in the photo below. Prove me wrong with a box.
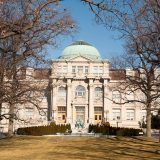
[48,0,124,60]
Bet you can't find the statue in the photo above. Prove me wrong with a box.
[75,119,84,129]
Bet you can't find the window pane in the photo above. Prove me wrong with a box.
[85,66,89,73]
[25,108,34,118]
[63,66,67,73]
[112,109,121,120]
[72,66,76,73]
[99,66,103,73]
[112,91,121,103]
[126,109,135,120]
[94,107,102,114]
[77,66,83,73]
[75,85,85,96]
[58,66,62,73]
[95,87,102,98]
[58,106,66,111]
[93,66,98,73]
[58,87,66,97]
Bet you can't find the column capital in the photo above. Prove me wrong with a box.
[52,84,57,88]
[67,79,72,87]
[103,84,108,88]
[89,83,94,87]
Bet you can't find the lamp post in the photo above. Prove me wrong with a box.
[117,116,120,128]
[0,127,4,137]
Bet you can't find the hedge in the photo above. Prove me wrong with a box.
[89,124,142,136]
[17,123,71,136]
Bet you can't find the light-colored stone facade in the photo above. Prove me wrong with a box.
[1,40,159,133]
[50,55,144,130]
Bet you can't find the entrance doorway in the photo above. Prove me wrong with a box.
[75,106,85,128]
[94,107,102,124]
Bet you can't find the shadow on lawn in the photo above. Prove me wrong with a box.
[0,136,159,160]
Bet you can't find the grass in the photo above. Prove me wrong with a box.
[0,136,160,160]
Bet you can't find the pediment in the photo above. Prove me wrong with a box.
[68,55,93,62]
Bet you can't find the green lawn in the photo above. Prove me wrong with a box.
[0,136,160,160]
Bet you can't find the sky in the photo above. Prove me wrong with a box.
[48,0,124,60]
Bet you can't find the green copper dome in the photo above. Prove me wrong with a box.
[59,40,102,60]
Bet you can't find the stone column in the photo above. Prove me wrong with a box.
[103,79,109,122]
[52,79,57,122]
[89,79,94,124]
[66,79,72,124]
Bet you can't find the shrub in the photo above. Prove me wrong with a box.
[17,123,71,136]
[88,124,142,136]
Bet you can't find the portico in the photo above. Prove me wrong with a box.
[50,40,110,129]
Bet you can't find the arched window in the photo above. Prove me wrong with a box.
[94,87,102,98]
[112,90,121,103]
[75,85,85,96]
[58,86,66,97]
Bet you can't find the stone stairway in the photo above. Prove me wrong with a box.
[72,127,88,134]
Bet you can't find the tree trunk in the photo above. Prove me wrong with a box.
[0,103,2,121]
[146,103,152,137]
[8,103,14,137]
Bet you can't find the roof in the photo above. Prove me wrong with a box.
[109,69,126,80]
[58,40,102,60]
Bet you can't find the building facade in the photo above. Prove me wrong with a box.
[1,40,159,133]
[50,40,145,130]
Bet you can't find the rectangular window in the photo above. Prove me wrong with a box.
[58,65,67,73]
[63,65,67,73]
[72,66,76,73]
[58,106,66,112]
[25,108,34,118]
[85,66,89,73]
[93,66,98,74]
[126,109,135,120]
[58,66,62,73]
[95,115,97,120]
[112,91,121,103]
[94,107,102,114]
[57,106,66,123]
[112,109,121,120]
[77,66,83,73]
[99,66,103,74]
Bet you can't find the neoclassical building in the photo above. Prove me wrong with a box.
[50,40,145,130]
[2,40,159,132]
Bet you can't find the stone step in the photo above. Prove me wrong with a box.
[72,127,88,134]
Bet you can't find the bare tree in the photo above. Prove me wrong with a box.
[81,0,160,66]
[110,52,160,137]
[0,0,75,136]
[82,0,160,137]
